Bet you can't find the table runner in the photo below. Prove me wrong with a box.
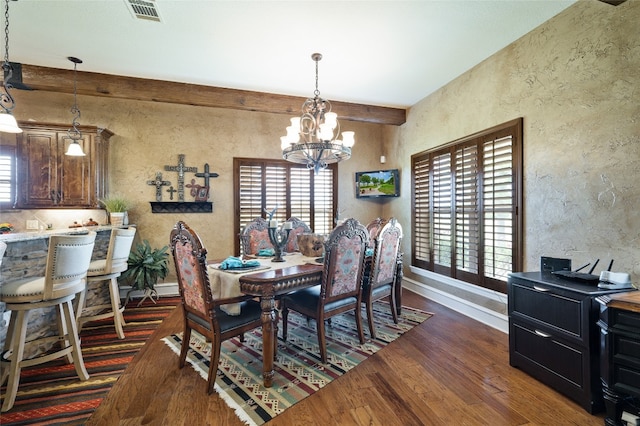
[208,253,322,314]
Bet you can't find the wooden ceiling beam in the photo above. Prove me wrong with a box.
[19,64,406,126]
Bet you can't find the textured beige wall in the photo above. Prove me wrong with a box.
[10,91,386,281]
[392,0,640,286]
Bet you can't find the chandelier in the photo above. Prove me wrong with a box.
[0,0,21,133]
[65,56,85,156]
[281,53,354,175]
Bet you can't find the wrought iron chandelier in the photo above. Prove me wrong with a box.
[281,53,354,175]
[65,56,85,156]
[0,0,21,134]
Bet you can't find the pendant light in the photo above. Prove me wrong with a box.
[0,0,21,133]
[65,56,85,156]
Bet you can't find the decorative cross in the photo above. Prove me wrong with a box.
[185,179,202,197]
[166,186,177,200]
[147,172,171,201]
[164,154,197,202]
[195,163,219,190]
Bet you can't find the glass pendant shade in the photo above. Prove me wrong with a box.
[0,112,21,133]
[65,141,85,156]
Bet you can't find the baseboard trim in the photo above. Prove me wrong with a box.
[402,276,508,334]
[119,282,180,300]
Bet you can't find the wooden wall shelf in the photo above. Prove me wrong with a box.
[150,202,212,214]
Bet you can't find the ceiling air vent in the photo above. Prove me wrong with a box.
[124,0,162,22]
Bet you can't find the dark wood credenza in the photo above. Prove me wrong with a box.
[597,291,640,425]
[508,272,632,414]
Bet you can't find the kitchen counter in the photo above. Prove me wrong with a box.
[0,225,117,243]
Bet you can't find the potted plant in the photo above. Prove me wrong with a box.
[120,240,169,306]
[100,196,130,226]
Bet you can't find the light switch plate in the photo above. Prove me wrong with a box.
[26,220,39,230]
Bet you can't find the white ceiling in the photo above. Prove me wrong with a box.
[8,0,575,108]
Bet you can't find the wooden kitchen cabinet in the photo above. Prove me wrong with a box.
[16,122,113,208]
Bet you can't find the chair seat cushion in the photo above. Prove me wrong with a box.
[187,300,262,333]
[0,276,85,304]
[282,285,357,313]
[87,259,108,275]
[363,283,392,302]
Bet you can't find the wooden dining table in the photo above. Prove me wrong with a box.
[239,263,323,387]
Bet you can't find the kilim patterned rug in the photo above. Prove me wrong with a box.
[0,296,181,425]
[162,301,432,426]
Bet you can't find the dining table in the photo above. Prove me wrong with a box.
[208,253,324,387]
[207,251,404,388]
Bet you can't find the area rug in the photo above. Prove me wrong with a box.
[162,301,432,425]
[0,296,181,426]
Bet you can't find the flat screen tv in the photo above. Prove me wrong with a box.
[355,169,400,199]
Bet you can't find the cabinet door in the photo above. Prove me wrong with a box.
[17,129,61,207]
[58,132,94,207]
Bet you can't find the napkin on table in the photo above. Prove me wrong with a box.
[257,248,275,256]
[219,256,260,270]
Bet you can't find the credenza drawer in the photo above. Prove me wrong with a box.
[511,320,585,388]
[510,282,585,340]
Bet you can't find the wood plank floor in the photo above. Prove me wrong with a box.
[87,290,606,425]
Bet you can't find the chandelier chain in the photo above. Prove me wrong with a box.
[3,0,8,65]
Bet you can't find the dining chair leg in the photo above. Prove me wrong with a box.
[354,307,365,345]
[317,315,328,363]
[281,307,289,341]
[366,299,377,339]
[179,327,192,368]
[208,338,222,395]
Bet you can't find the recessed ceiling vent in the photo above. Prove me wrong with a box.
[124,0,162,22]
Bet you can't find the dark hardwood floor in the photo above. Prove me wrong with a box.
[87,290,605,425]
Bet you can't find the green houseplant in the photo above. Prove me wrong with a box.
[100,196,130,226]
[120,240,169,306]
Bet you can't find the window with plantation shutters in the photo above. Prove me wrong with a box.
[411,118,522,293]
[234,158,337,254]
[0,145,15,207]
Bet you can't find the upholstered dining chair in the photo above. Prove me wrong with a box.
[170,221,265,394]
[239,217,273,256]
[284,217,312,253]
[365,217,387,249]
[361,218,403,338]
[76,227,137,339]
[281,218,368,363]
[0,232,96,412]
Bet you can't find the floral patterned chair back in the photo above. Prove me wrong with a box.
[365,217,387,249]
[239,217,274,255]
[322,218,369,301]
[361,217,403,338]
[285,217,312,253]
[170,221,212,319]
[370,218,403,288]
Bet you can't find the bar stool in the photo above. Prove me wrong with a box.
[76,227,136,340]
[0,232,96,412]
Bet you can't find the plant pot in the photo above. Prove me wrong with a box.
[110,212,126,227]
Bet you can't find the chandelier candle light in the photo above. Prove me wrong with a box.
[267,220,293,262]
[281,53,354,175]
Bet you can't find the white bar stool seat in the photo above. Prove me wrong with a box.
[0,232,96,412]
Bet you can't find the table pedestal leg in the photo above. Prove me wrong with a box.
[260,295,277,387]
